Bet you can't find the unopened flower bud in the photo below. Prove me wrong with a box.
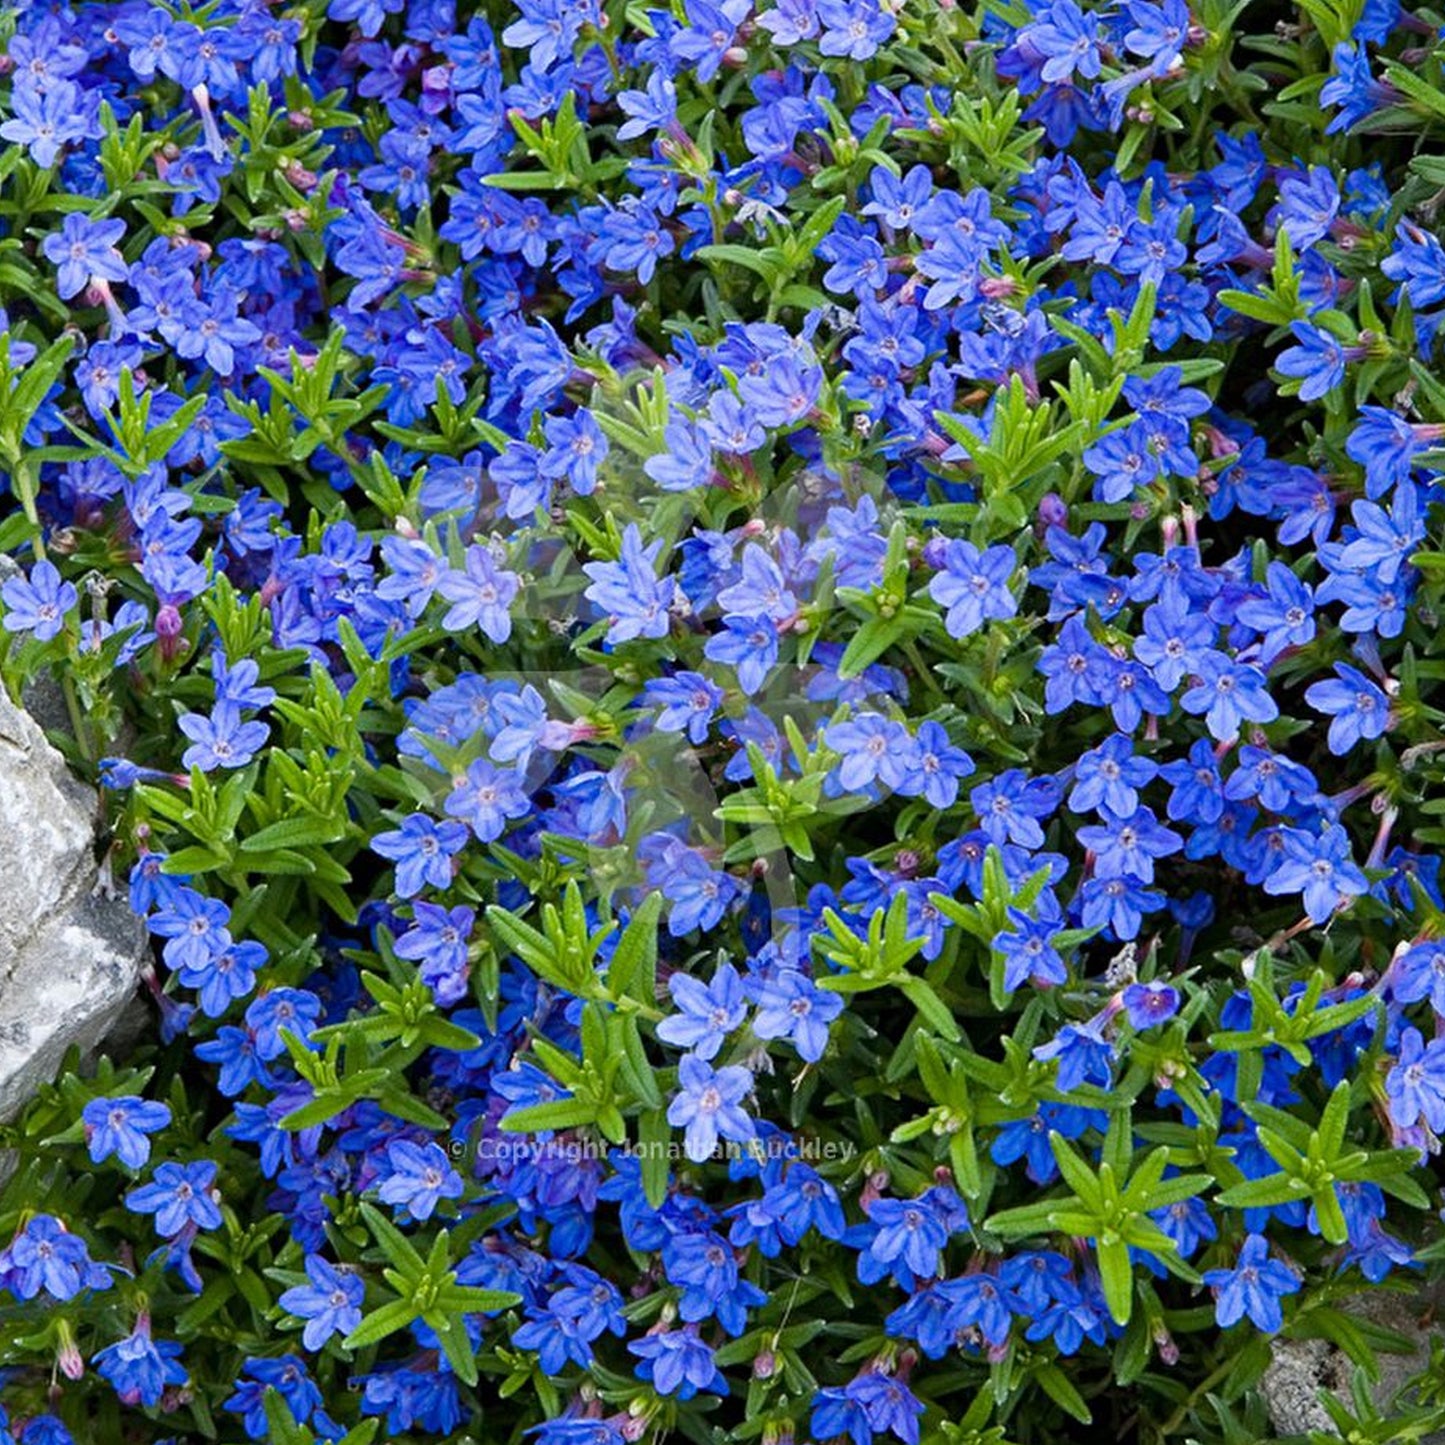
[155,603,184,662]
[56,1320,84,1381]
[1037,492,1068,528]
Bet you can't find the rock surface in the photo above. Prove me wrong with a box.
[0,683,148,1121]
[1262,1289,1445,1441]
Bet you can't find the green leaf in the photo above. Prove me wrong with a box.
[1033,1361,1093,1423]
[343,1297,420,1350]
[240,816,347,853]
[899,977,962,1042]
[985,1200,1066,1237]
[419,1017,484,1052]
[359,1201,425,1275]
[1215,1175,1310,1209]
[607,891,661,1005]
[1096,1236,1135,1325]
[696,243,785,282]
[422,1308,480,1385]
[837,613,915,679]
[1049,1134,1105,1212]
[500,1098,596,1133]
[442,1285,523,1313]
[1385,61,1445,122]
[638,1106,671,1209]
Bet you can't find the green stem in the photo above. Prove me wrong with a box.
[61,672,95,763]
[1151,1354,1234,1440]
[8,455,45,560]
[902,637,948,705]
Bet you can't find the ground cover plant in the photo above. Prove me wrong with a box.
[3,0,1445,1440]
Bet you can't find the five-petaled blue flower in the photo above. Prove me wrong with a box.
[125,1160,223,1238]
[83,1096,173,1170]
[667,1056,756,1162]
[928,539,1019,639]
[279,1255,365,1350]
[1202,1234,1300,1333]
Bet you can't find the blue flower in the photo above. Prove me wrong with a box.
[437,544,520,643]
[224,1356,329,1440]
[1027,0,1103,83]
[376,1140,465,1222]
[1388,941,1445,1014]
[1,560,78,641]
[583,524,677,644]
[17,1414,75,1445]
[530,1423,626,1445]
[125,1160,223,1237]
[245,987,322,1059]
[657,962,749,1060]
[858,1193,951,1287]
[370,813,469,898]
[1261,823,1368,924]
[1386,1027,1445,1133]
[1132,592,1213,693]
[1180,653,1279,741]
[1344,406,1433,498]
[1235,561,1316,663]
[1149,1194,1216,1258]
[1075,805,1182,884]
[817,0,895,59]
[0,1216,110,1301]
[895,720,975,808]
[992,1103,1099,1184]
[1274,165,1340,251]
[718,543,799,622]
[627,1324,727,1398]
[541,409,609,496]
[939,1272,1019,1347]
[1160,736,1225,825]
[1274,322,1351,401]
[1304,661,1391,754]
[704,614,779,695]
[178,702,269,771]
[1077,872,1165,940]
[663,1225,767,1335]
[279,1255,365,1350]
[444,759,531,843]
[41,213,128,299]
[82,1096,172,1170]
[92,1317,187,1407]
[1201,1234,1300,1333]
[826,712,912,793]
[1039,614,1111,712]
[642,671,725,744]
[812,1371,923,1445]
[971,770,1060,848]
[996,906,1066,992]
[748,967,843,1061]
[1033,1018,1114,1091]
[0,83,91,169]
[928,539,1019,639]
[667,1056,755,1162]
[1068,734,1158,816]
[1120,981,1179,1029]
[147,887,232,973]
[1083,421,1159,503]
[736,349,823,429]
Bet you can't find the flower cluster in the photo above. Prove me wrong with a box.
[3,0,1445,1442]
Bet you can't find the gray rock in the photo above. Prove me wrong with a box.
[1262,1290,1445,1441]
[0,683,148,1121]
